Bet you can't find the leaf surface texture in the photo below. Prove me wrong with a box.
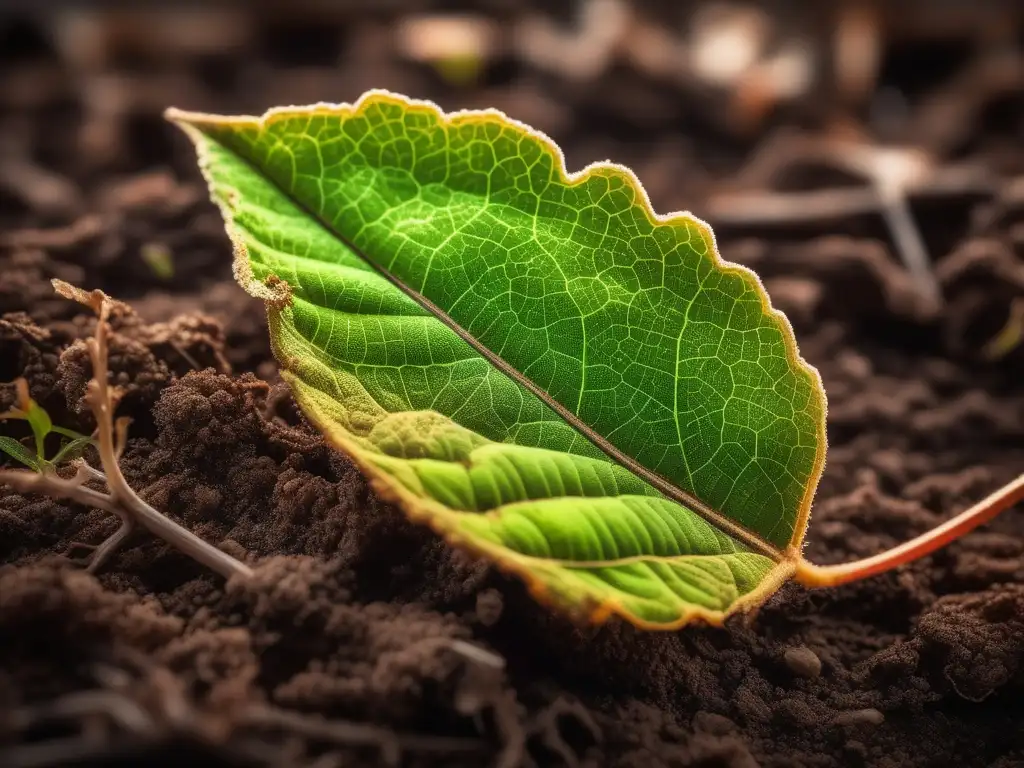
[171,91,826,628]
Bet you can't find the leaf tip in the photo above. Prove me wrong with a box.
[51,279,107,314]
[163,106,216,128]
[162,105,187,123]
[163,108,213,143]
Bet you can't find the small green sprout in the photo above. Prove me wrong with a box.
[140,241,175,280]
[0,378,94,473]
[0,285,252,580]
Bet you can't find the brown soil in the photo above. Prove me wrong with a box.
[2,6,1024,768]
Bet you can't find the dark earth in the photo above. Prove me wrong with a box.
[2,5,1024,767]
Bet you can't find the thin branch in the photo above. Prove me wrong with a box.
[0,468,126,520]
[875,184,941,311]
[86,515,135,573]
[241,705,487,766]
[706,164,993,226]
[72,458,108,486]
[705,186,880,226]
[8,690,156,735]
[707,140,994,312]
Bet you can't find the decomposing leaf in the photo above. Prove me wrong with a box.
[169,90,828,628]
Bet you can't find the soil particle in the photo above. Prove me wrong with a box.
[475,589,505,627]
[0,560,184,703]
[0,249,86,324]
[832,708,885,728]
[889,585,1024,703]
[783,646,823,680]
[0,312,72,409]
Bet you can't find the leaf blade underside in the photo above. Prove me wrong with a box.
[169,90,826,628]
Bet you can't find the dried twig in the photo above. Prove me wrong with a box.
[707,135,996,313]
[240,705,486,766]
[8,689,157,736]
[0,280,253,581]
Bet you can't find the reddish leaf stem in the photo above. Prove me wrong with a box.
[795,473,1024,587]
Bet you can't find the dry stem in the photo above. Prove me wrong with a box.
[706,136,995,313]
[0,280,252,581]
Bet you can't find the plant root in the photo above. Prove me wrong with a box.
[3,690,487,768]
[0,280,253,581]
[239,705,487,767]
[86,515,136,573]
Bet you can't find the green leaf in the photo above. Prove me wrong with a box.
[169,91,827,628]
[50,435,94,466]
[50,424,92,442]
[24,399,52,459]
[0,436,42,472]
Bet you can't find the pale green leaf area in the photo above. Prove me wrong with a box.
[169,91,826,629]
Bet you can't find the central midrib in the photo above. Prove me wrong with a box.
[214,129,785,562]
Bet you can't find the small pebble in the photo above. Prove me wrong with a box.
[475,588,504,626]
[833,708,885,728]
[784,645,822,679]
[837,350,873,380]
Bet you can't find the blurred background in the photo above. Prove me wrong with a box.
[2,0,1024,363]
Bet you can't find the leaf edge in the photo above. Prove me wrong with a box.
[166,89,826,621]
[281,366,799,630]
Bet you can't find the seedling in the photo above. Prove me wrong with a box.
[0,378,93,472]
[157,90,1024,630]
[0,284,252,579]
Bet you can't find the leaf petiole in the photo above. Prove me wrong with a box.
[795,473,1024,588]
